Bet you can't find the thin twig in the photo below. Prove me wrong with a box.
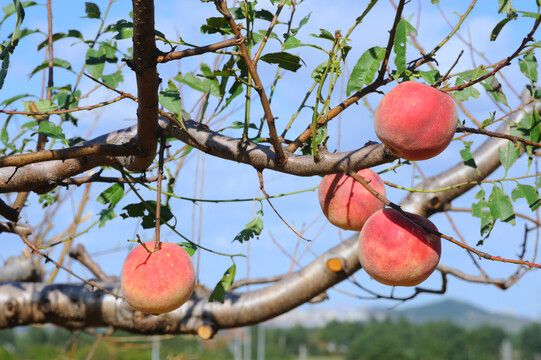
[215,0,286,164]
[157,36,244,63]
[257,169,310,241]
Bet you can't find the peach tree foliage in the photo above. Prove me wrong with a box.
[0,0,539,337]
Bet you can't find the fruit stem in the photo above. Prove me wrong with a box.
[154,132,167,253]
[137,235,153,254]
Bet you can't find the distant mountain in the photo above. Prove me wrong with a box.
[388,298,536,333]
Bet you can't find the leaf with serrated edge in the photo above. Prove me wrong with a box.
[511,184,541,211]
[346,46,385,96]
[489,185,515,225]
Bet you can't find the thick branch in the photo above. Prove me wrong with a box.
[0,117,395,193]
[0,234,360,334]
[128,0,159,171]
[165,119,397,176]
[0,126,141,194]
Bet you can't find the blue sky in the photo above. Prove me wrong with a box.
[1,0,541,321]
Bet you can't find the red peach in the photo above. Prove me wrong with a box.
[358,208,441,286]
[121,241,196,315]
[374,81,457,161]
[318,169,386,231]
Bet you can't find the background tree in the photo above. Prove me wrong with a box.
[0,0,539,341]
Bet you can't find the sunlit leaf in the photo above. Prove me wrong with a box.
[489,185,515,225]
[511,184,541,211]
[96,183,124,207]
[209,263,236,303]
[346,46,385,96]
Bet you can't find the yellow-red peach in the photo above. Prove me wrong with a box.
[374,81,457,161]
[121,241,196,315]
[318,169,386,231]
[358,208,441,286]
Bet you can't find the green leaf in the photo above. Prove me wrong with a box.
[498,141,520,176]
[453,78,480,101]
[471,189,494,238]
[490,13,517,41]
[517,11,540,19]
[481,77,508,106]
[460,141,481,176]
[479,210,495,239]
[200,17,233,35]
[0,0,27,63]
[1,1,36,23]
[178,242,197,257]
[38,190,57,208]
[511,184,541,211]
[0,51,9,90]
[84,2,100,19]
[159,80,182,114]
[311,28,334,41]
[37,30,84,51]
[101,70,124,88]
[497,0,516,15]
[121,201,174,229]
[234,215,263,243]
[174,72,220,97]
[86,48,106,79]
[37,120,65,142]
[489,185,515,225]
[96,183,124,207]
[221,80,243,110]
[419,70,441,85]
[209,263,236,303]
[255,9,274,21]
[259,52,303,72]
[393,19,417,76]
[519,52,538,83]
[311,62,328,82]
[98,207,116,228]
[107,19,133,39]
[29,58,73,78]
[283,34,304,50]
[291,12,311,35]
[23,100,57,114]
[346,46,385,96]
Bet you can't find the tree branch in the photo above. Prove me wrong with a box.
[128,0,159,171]
[0,234,360,335]
[156,36,244,63]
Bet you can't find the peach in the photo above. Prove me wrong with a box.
[318,169,385,231]
[374,81,457,160]
[121,241,196,315]
[358,208,441,286]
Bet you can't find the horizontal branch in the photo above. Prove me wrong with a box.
[0,125,142,193]
[165,119,397,176]
[0,234,360,335]
[0,143,139,169]
[156,36,244,63]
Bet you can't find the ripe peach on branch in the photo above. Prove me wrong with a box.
[121,241,196,315]
[318,169,386,231]
[374,81,458,161]
[358,208,441,286]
